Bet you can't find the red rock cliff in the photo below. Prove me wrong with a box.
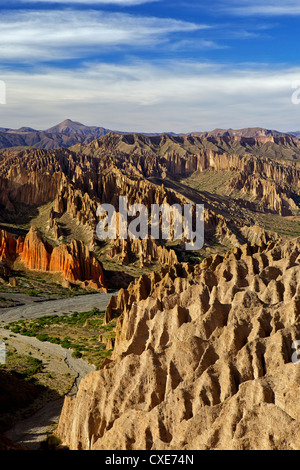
[0,227,105,289]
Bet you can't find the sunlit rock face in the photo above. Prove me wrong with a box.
[56,239,300,450]
[0,227,105,289]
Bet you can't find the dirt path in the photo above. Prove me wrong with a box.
[0,328,96,449]
[0,292,115,323]
[0,291,116,449]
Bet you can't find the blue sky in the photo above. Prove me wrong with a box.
[0,0,300,132]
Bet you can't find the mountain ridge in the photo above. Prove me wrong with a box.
[0,119,300,150]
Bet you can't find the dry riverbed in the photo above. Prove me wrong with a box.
[0,291,116,450]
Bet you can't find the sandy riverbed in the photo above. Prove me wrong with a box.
[0,291,116,449]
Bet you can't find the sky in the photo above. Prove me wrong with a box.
[0,0,300,132]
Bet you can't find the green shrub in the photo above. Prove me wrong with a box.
[71,350,82,359]
[61,339,72,349]
[26,356,43,374]
[36,334,49,342]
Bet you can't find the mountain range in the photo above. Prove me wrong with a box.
[0,119,112,150]
[0,118,300,150]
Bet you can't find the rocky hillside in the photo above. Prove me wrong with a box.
[56,238,300,450]
[0,125,300,450]
[1,129,300,290]
[82,132,300,216]
[0,140,272,289]
[0,121,299,151]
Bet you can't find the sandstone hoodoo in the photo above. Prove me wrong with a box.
[0,230,17,262]
[0,134,293,257]
[108,238,178,268]
[56,238,300,450]
[49,239,105,287]
[0,227,105,290]
[20,226,52,271]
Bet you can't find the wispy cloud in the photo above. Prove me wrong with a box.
[1,60,298,132]
[222,0,300,16]
[0,9,207,62]
[0,1,297,132]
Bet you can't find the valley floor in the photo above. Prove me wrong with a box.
[0,291,115,323]
[0,292,115,449]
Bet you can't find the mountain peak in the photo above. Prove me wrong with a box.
[46,119,87,134]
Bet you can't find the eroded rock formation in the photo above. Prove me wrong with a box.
[49,239,105,287]
[20,226,52,271]
[108,238,178,268]
[87,133,300,215]
[56,238,300,450]
[0,227,105,289]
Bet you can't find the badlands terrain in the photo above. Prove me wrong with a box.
[1,121,300,449]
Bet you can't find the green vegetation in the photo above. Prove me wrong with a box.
[26,356,43,375]
[0,268,97,298]
[257,213,300,239]
[6,308,117,369]
[0,349,43,381]
[179,169,238,196]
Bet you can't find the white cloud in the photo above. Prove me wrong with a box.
[0,61,299,132]
[222,0,300,16]
[0,9,206,61]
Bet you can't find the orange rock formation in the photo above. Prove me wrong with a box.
[0,227,105,289]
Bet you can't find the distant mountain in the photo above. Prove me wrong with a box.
[0,119,179,150]
[45,119,111,137]
[288,131,300,139]
[0,120,299,150]
[189,127,293,138]
[0,119,113,150]
[10,127,39,133]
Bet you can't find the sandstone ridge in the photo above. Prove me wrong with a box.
[0,227,105,289]
[56,238,300,450]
